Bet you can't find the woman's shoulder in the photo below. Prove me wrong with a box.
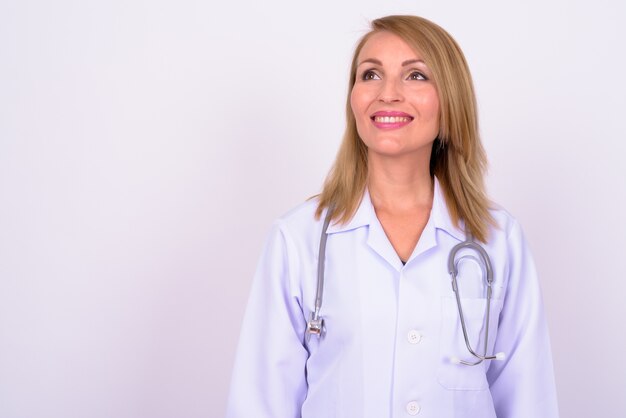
[487,202,526,245]
[271,196,326,242]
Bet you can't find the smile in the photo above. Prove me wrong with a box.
[370,112,414,129]
[372,116,412,123]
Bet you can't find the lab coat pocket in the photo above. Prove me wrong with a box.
[437,297,503,390]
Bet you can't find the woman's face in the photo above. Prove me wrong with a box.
[350,31,440,159]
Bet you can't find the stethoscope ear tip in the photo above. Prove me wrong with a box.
[449,356,461,365]
[495,352,506,361]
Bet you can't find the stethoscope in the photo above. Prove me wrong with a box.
[306,205,506,366]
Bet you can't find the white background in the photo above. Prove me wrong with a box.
[1,0,625,417]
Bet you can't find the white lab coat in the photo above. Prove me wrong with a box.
[226,180,559,418]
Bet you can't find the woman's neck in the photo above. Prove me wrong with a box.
[367,152,434,213]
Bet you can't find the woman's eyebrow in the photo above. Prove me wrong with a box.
[402,59,425,66]
[357,58,382,66]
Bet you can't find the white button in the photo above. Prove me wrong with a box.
[407,330,422,344]
[406,401,421,415]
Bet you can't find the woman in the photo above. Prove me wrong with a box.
[226,15,559,418]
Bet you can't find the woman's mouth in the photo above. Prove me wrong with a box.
[372,115,412,123]
[370,112,414,129]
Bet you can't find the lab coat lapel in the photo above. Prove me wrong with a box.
[407,179,450,260]
[366,211,405,270]
[326,190,403,269]
[409,217,437,261]
[355,190,404,270]
[430,178,465,243]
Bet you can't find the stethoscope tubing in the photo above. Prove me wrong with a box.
[448,239,497,365]
[306,204,333,338]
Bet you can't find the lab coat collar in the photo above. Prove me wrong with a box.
[325,177,466,242]
[430,178,466,242]
[326,189,374,234]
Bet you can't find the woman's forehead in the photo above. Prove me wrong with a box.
[356,31,425,65]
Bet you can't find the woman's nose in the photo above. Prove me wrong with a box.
[378,78,404,103]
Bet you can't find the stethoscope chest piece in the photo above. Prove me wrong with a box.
[306,316,324,337]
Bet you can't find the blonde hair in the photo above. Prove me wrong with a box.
[315,15,495,242]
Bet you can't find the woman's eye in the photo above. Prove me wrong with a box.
[362,70,380,81]
[408,71,427,81]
